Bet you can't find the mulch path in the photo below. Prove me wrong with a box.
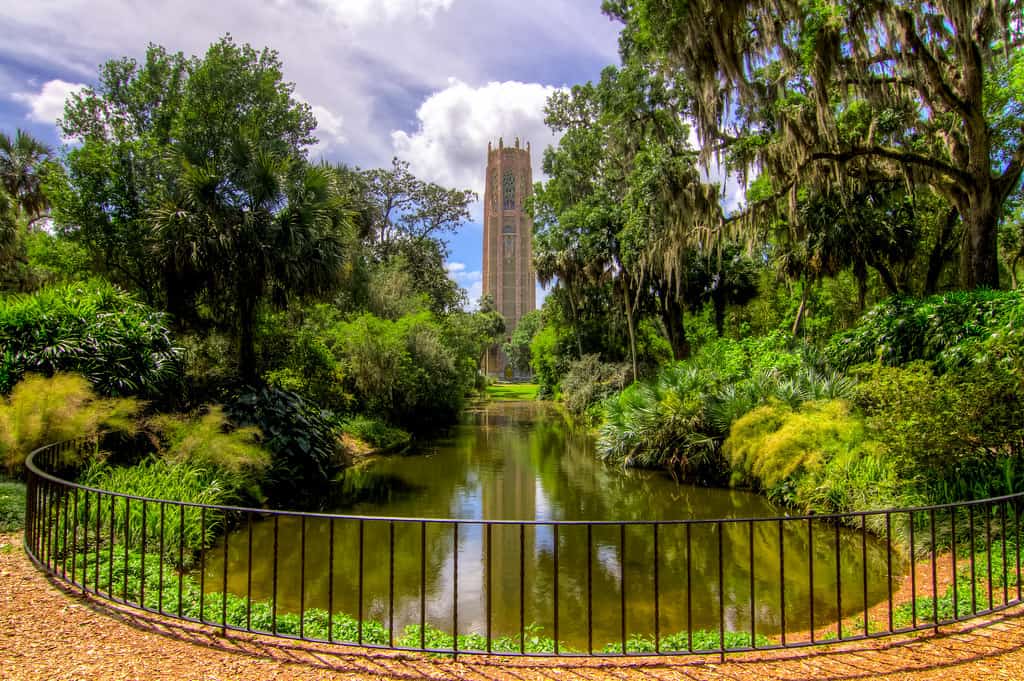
[3,531,1024,680]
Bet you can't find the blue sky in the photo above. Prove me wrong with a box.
[0,0,625,307]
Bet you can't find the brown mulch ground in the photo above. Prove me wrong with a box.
[4,532,1024,680]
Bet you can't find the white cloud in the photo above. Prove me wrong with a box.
[391,78,564,201]
[310,0,454,26]
[12,79,86,125]
[295,94,347,156]
[446,261,483,307]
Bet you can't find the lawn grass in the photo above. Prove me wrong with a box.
[485,382,540,401]
[0,480,26,532]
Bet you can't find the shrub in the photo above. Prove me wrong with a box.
[827,289,1023,372]
[228,385,339,508]
[598,362,723,479]
[0,373,139,475]
[338,415,410,452]
[595,335,815,478]
[852,362,1024,502]
[560,354,632,419]
[148,406,270,502]
[722,399,903,522]
[81,459,229,558]
[0,279,183,396]
[328,311,464,425]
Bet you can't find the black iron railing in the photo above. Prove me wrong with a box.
[23,438,1024,658]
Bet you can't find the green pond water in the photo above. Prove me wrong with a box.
[204,400,901,649]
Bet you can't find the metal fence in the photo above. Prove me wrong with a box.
[23,438,1024,658]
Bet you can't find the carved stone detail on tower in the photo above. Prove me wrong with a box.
[482,139,536,377]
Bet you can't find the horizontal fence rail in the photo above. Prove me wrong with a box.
[23,439,1024,658]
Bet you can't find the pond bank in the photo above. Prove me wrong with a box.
[4,530,1024,680]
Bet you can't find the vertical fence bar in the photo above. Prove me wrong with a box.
[986,502,993,612]
[687,522,694,651]
[1016,501,1023,603]
[909,511,916,628]
[158,502,165,614]
[61,486,69,580]
[808,517,815,643]
[37,473,44,565]
[301,515,308,640]
[71,489,79,587]
[124,498,132,603]
[835,520,842,639]
[931,508,938,631]
[519,523,525,655]
[749,521,756,648]
[951,509,958,620]
[1001,501,1009,606]
[388,521,394,648]
[221,516,229,633]
[76,485,85,585]
[779,520,788,645]
[587,523,593,655]
[419,522,426,650]
[246,514,253,631]
[483,520,491,655]
[553,523,559,655]
[886,512,894,632]
[356,519,363,645]
[328,518,335,642]
[272,515,279,636]
[654,523,661,654]
[93,490,101,594]
[717,521,725,659]
[140,500,147,608]
[109,492,116,599]
[969,504,977,614]
[198,505,205,621]
[178,504,184,619]
[621,523,628,655]
[452,522,459,657]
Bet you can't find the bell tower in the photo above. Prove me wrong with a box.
[482,137,536,377]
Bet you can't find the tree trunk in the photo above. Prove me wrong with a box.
[791,281,809,337]
[962,184,1000,289]
[658,290,690,360]
[712,290,726,338]
[620,279,639,383]
[925,208,959,296]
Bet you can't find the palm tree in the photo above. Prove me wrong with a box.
[152,137,348,380]
[0,129,53,225]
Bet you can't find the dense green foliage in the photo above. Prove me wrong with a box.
[595,335,849,477]
[0,280,182,396]
[82,461,230,557]
[227,385,338,507]
[594,289,1024,522]
[828,290,1024,371]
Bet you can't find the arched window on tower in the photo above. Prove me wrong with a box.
[502,171,515,210]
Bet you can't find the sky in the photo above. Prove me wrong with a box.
[0,0,630,307]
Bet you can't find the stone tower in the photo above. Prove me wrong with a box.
[482,137,536,377]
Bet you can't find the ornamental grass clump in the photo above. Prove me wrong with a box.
[0,373,139,475]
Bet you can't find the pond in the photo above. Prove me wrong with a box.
[204,400,901,650]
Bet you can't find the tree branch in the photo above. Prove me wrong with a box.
[894,9,973,119]
[809,146,974,187]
